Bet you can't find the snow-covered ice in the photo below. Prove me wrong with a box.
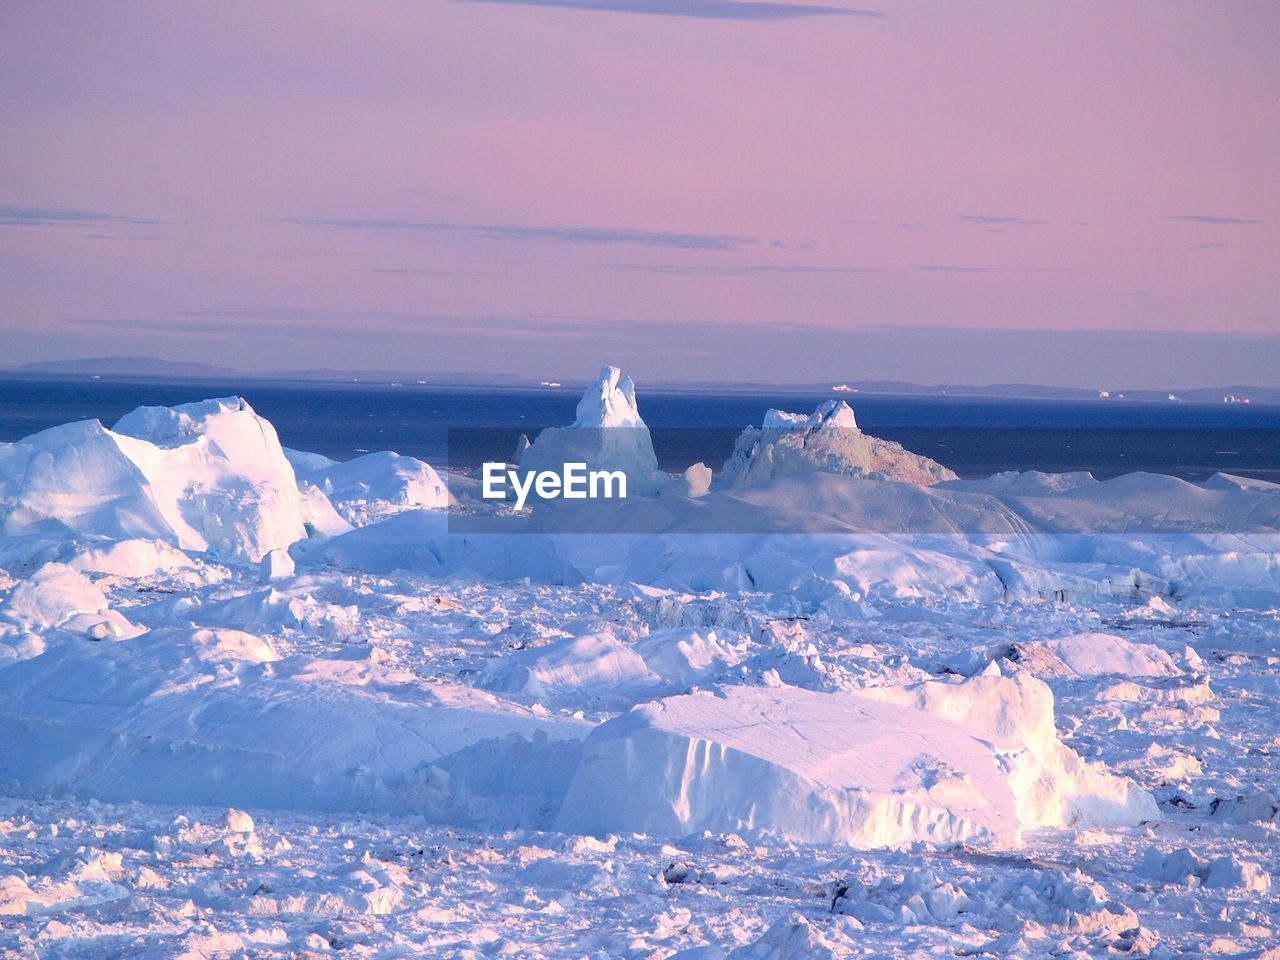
[720,399,957,488]
[517,365,666,497]
[1,370,1278,958]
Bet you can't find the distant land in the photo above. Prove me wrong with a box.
[6,356,1280,406]
[15,357,244,379]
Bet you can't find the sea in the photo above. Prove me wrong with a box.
[2,376,1279,482]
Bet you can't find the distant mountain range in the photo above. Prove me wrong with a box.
[10,357,524,387]
[7,356,1280,406]
[16,357,244,379]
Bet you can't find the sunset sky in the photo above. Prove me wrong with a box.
[2,0,1277,387]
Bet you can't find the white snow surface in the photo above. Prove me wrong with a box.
[1,383,1279,958]
[290,449,452,525]
[1002,631,1180,679]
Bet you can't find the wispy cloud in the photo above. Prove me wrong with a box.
[369,268,495,278]
[457,0,881,22]
[1171,214,1263,225]
[609,263,884,276]
[81,233,163,243]
[282,217,755,251]
[916,264,1066,273]
[956,214,1048,227]
[838,218,927,230]
[0,206,160,227]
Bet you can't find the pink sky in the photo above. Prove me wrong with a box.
[1,0,1277,386]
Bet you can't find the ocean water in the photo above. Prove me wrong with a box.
[2,376,1279,481]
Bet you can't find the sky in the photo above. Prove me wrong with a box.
[1,0,1278,388]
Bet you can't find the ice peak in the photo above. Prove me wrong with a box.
[519,365,661,495]
[760,400,857,434]
[809,399,857,431]
[114,396,254,445]
[574,364,645,429]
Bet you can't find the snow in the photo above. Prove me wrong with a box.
[941,470,1098,495]
[0,625,587,818]
[1,383,1279,958]
[67,537,205,579]
[1000,631,1180,678]
[1202,471,1280,492]
[292,449,452,526]
[0,561,143,659]
[481,626,746,710]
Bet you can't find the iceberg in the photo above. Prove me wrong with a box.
[720,399,957,488]
[556,671,1157,846]
[289,449,453,525]
[0,397,341,562]
[517,365,665,497]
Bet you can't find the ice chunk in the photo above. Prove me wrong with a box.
[0,397,340,561]
[631,628,744,688]
[574,364,645,429]
[292,450,453,526]
[1137,846,1270,892]
[1205,855,1271,892]
[481,631,657,706]
[259,547,295,583]
[720,400,956,488]
[673,462,713,498]
[1138,846,1208,884]
[482,628,745,709]
[725,913,847,959]
[0,562,142,652]
[1002,632,1179,678]
[556,673,1155,846]
[1209,790,1280,825]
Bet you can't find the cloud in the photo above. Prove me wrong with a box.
[609,263,884,275]
[457,0,881,22]
[283,217,755,251]
[916,264,1066,273]
[369,268,495,278]
[81,233,163,243]
[1171,214,1263,225]
[0,206,160,227]
[956,214,1048,227]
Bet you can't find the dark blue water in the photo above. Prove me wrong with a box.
[2,376,1278,481]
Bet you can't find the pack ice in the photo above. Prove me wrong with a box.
[1,368,1278,958]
